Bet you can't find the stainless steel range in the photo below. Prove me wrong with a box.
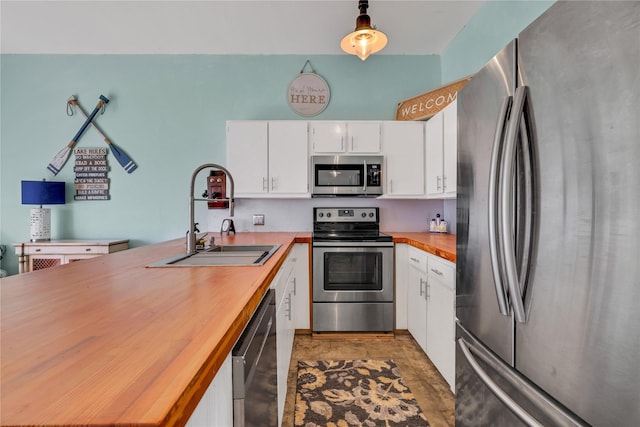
[312,207,394,332]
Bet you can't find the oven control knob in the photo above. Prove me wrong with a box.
[318,212,324,218]
[369,212,374,217]
[326,213,332,218]
[361,212,367,218]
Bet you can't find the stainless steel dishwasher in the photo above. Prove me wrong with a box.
[232,289,277,427]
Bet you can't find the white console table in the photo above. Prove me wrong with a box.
[13,239,129,274]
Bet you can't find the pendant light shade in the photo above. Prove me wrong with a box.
[340,0,387,61]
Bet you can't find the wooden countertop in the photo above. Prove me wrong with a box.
[0,231,453,426]
[388,232,456,263]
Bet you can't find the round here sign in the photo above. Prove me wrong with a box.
[287,72,330,117]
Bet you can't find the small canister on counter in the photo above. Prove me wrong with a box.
[429,213,448,233]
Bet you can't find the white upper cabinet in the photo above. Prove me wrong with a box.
[425,113,444,196]
[442,99,458,197]
[227,121,268,196]
[425,99,457,198]
[346,122,381,153]
[226,119,450,199]
[310,122,381,154]
[310,122,345,153]
[382,121,425,196]
[226,121,309,197]
[268,121,309,195]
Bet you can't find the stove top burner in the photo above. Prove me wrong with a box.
[312,231,393,243]
[312,207,391,243]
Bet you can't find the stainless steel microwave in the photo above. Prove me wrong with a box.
[311,155,383,197]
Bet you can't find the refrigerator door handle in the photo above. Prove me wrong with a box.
[458,337,544,427]
[488,95,512,316]
[501,86,529,323]
[517,104,535,293]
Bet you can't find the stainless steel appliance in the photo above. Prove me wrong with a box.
[232,289,277,427]
[456,2,640,426]
[311,155,383,197]
[312,207,394,332]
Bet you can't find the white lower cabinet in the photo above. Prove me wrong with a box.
[425,256,456,392]
[292,243,310,330]
[274,251,296,426]
[407,246,429,353]
[186,354,233,427]
[401,245,456,392]
[395,244,409,330]
[186,244,308,426]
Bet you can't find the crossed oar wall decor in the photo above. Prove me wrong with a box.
[46,95,138,175]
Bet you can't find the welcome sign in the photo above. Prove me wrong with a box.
[395,76,472,121]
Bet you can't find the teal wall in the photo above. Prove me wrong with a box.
[0,54,440,275]
[0,1,555,276]
[441,0,555,82]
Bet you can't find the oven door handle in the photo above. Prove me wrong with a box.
[312,241,394,248]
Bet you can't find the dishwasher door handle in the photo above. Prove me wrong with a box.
[251,317,273,374]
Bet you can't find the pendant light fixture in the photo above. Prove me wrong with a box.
[340,0,388,61]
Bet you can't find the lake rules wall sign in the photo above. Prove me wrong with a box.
[73,147,110,200]
[287,60,330,117]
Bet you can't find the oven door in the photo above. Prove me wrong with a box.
[312,243,394,303]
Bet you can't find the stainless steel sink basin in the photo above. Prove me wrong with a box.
[206,244,278,253]
[147,244,282,267]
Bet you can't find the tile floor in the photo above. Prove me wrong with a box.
[281,333,455,427]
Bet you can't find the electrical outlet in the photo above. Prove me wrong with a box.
[253,214,265,226]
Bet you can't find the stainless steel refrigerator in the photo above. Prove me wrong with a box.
[456,2,640,426]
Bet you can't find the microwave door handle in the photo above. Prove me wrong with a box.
[363,160,367,191]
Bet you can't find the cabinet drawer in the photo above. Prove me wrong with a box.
[273,257,295,309]
[428,256,455,289]
[25,245,109,255]
[407,246,428,273]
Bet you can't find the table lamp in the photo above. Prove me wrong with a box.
[21,180,66,242]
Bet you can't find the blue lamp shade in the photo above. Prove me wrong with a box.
[21,180,66,205]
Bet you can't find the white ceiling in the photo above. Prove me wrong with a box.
[0,0,485,55]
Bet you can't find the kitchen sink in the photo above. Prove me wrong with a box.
[206,244,278,253]
[147,244,282,267]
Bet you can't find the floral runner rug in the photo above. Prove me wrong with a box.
[295,359,430,426]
